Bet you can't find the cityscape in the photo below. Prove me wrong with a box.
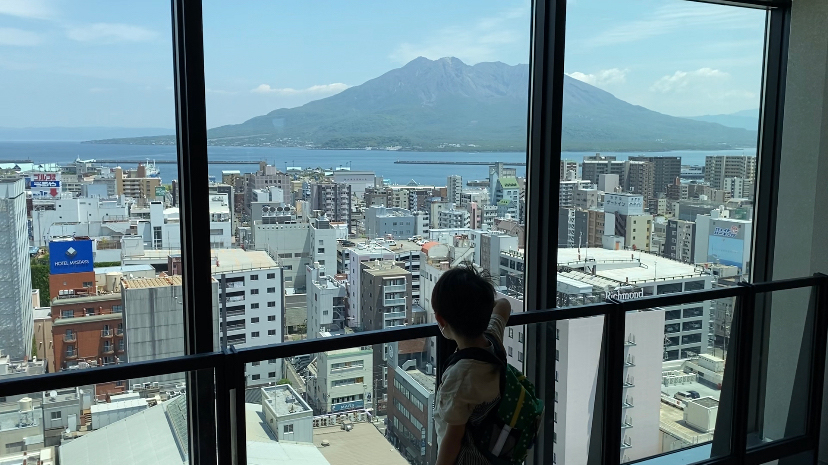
[0,151,755,465]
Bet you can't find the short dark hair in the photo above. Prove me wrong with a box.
[431,263,495,339]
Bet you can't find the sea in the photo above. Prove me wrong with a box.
[0,141,757,186]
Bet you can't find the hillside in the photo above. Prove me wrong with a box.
[88,57,757,152]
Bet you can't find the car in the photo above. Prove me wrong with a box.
[686,390,701,399]
[674,391,695,402]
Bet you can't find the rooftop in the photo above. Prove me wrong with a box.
[262,385,312,417]
[692,397,720,409]
[0,409,40,432]
[212,249,278,273]
[244,404,329,465]
[122,275,184,289]
[51,292,122,306]
[94,264,156,275]
[557,248,707,284]
[403,368,436,394]
[313,422,408,465]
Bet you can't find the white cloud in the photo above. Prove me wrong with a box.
[650,68,729,93]
[389,5,530,65]
[567,68,628,87]
[0,0,55,20]
[587,3,757,48]
[66,23,158,43]
[251,83,350,95]
[0,27,42,46]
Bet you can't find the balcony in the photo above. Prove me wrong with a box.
[116,345,125,354]
[64,352,77,360]
[116,328,124,336]
[384,284,407,293]
[64,334,76,343]
[384,297,406,306]
[102,345,115,355]
[101,329,114,338]
[384,311,407,321]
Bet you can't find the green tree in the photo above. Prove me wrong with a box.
[276,378,291,386]
[94,261,122,268]
[30,260,50,307]
[32,335,37,358]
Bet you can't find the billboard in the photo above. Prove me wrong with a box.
[49,240,94,275]
[155,186,166,198]
[331,400,364,412]
[31,172,61,199]
[706,220,746,270]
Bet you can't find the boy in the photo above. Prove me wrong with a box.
[432,265,512,465]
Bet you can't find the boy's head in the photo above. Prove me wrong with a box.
[431,263,495,339]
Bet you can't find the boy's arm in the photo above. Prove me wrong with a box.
[436,423,465,465]
[493,298,512,323]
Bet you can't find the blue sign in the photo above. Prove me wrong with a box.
[331,400,364,413]
[31,180,61,188]
[49,240,94,275]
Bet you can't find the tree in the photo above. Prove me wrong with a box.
[276,378,291,386]
[30,257,50,307]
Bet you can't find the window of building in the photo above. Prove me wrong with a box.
[518,332,524,343]
[268,315,276,321]
[250,303,259,309]
[251,317,259,323]
[51,411,61,420]
[269,359,277,364]
[267,273,276,279]
[268,330,276,336]
[269,372,276,378]
[508,346,513,357]
[518,351,524,362]
[251,332,260,338]
[61,310,73,319]
[317,248,324,254]
[268,302,276,308]
[252,361,260,366]
[267,287,275,293]
[84,308,95,316]
[508,328,514,338]
[252,374,260,381]
[250,274,258,280]
[251,289,259,295]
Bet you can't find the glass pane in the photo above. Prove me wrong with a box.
[201,0,531,448]
[0,373,190,464]
[0,1,185,381]
[750,288,816,446]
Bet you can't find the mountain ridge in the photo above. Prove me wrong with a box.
[88,57,756,152]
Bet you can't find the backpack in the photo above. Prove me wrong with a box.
[445,333,545,465]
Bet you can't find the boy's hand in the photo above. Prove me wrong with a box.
[493,298,512,322]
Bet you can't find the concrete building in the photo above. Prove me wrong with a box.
[114,167,161,204]
[560,159,578,180]
[387,365,437,465]
[213,249,284,386]
[583,160,655,208]
[665,219,696,263]
[244,163,292,215]
[42,387,82,446]
[704,156,757,190]
[332,170,375,198]
[310,182,352,228]
[307,337,373,415]
[473,230,519,282]
[573,187,601,210]
[629,156,681,196]
[365,206,416,240]
[33,308,54,373]
[437,207,470,230]
[598,173,620,194]
[261,384,314,443]
[121,275,219,383]
[446,175,462,206]
[251,218,337,291]
[555,308,665,463]
[0,179,33,361]
[31,196,130,247]
[604,193,652,251]
[359,261,412,413]
[0,399,43,454]
[306,263,347,338]
[559,179,593,208]
[558,207,590,249]
[723,177,754,200]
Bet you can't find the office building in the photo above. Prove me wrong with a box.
[114,167,162,204]
[306,263,347,338]
[307,336,373,415]
[573,187,601,210]
[558,207,589,249]
[0,179,33,362]
[665,219,696,263]
[310,182,352,228]
[559,179,593,208]
[704,156,757,190]
[244,163,291,215]
[694,212,753,276]
[387,365,437,465]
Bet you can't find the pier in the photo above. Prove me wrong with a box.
[394,160,526,166]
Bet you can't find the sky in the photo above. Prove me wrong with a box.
[0,0,766,129]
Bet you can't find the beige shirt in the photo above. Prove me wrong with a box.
[434,313,507,447]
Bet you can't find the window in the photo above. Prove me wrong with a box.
[318,248,324,254]
[113,305,123,313]
[85,308,95,316]
[61,310,73,319]
[251,289,259,295]
[251,317,259,323]
[269,372,276,378]
[250,274,258,280]
[252,374,260,381]
[508,328,514,338]
[268,315,276,321]
[251,303,259,309]
[518,351,524,362]
[508,346,513,357]
[267,302,276,308]
[518,332,524,343]
[267,273,276,279]
[251,332,260,338]
[51,411,61,420]
[267,287,275,293]
[252,361,260,366]
[268,330,276,336]
[269,359,277,364]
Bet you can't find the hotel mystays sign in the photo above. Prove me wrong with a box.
[49,240,94,275]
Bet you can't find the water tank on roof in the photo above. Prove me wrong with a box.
[105,272,121,292]
[18,397,32,412]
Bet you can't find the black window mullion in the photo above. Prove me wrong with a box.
[170,1,216,464]
[524,0,567,463]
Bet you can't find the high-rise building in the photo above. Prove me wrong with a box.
[437,207,470,229]
[309,182,352,228]
[559,179,593,208]
[0,179,33,361]
[704,156,757,190]
[723,177,754,199]
[306,262,347,338]
[629,156,681,196]
[665,219,696,263]
[244,163,291,215]
[251,217,337,290]
[446,175,462,206]
[624,160,655,207]
[560,159,578,180]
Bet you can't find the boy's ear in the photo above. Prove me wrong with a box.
[434,312,447,327]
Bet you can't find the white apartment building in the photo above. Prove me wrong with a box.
[213,249,284,386]
[694,211,753,276]
[365,206,417,240]
[307,337,373,414]
[306,263,347,338]
[555,308,665,463]
[251,217,337,291]
[142,195,232,251]
[0,179,33,361]
[723,177,754,200]
[332,170,376,198]
[560,179,594,208]
[261,384,314,443]
[437,207,471,230]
